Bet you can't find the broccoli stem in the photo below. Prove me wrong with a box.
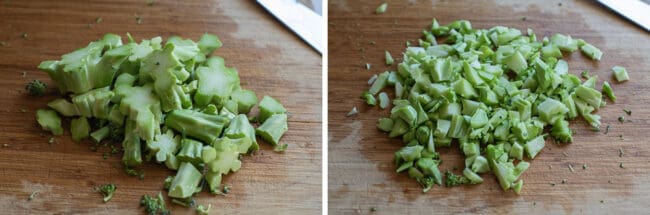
[168,162,202,199]
[164,109,230,144]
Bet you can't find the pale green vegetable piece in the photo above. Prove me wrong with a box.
[36,109,63,135]
[612,66,629,82]
[376,2,387,14]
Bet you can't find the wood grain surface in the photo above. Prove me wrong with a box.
[328,0,650,214]
[0,0,321,214]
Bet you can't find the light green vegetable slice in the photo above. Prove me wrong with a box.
[612,66,629,82]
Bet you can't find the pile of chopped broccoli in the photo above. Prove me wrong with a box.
[362,19,624,194]
[32,33,290,212]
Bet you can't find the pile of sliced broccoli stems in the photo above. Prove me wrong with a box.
[362,19,628,194]
[34,33,289,211]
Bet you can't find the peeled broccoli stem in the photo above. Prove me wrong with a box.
[224,114,258,153]
[193,56,240,107]
[122,119,143,167]
[256,114,288,147]
[139,43,192,112]
[168,162,202,199]
[164,109,230,144]
[115,82,163,142]
[36,109,63,135]
[257,95,287,123]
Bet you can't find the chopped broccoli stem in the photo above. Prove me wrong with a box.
[230,89,258,114]
[47,98,78,117]
[168,162,202,199]
[193,56,240,107]
[612,66,629,82]
[90,126,110,143]
[198,33,222,55]
[257,95,287,123]
[580,43,603,61]
[25,80,47,96]
[70,117,90,142]
[122,120,143,167]
[256,114,288,146]
[196,204,212,215]
[347,107,359,116]
[164,109,230,144]
[207,138,242,174]
[362,91,377,106]
[36,109,63,135]
[378,92,390,109]
[176,138,204,165]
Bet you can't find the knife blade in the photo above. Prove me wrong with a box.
[258,0,323,54]
[598,0,650,32]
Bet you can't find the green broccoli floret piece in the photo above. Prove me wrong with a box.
[257,96,287,123]
[168,162,202,199]
[140,192,170,215]
[444,170,470,187]
[71,117,90,142]
[198,33,222,55]
[256,114,288,147]
[38,34,126,94]
[193,57,240,107]
[164,109,230,144]
[36,109,63,135]
[115,83,162,142]
[25,80,47,96]
[108,123,124,143]
[196,204,212,215]
[95,183,117,202]
[139,43,191,111]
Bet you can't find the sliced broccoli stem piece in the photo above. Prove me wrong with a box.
[164,109,230,144]
[116,84,163,142]
[146,130,181,164]
[255,114,288,146]
[208,138,242,174]
[122,120,143,167]
[198,33,222,55]
[257,95,287,123]
[224,114,257,153]
[36,109,63,135]
[90,125,110,143]
[176,138,204,166]
[168,162,202,199]
[47,98,79,117]
[230,89,258,114]
[71,87,114,119]
[193,56,240,107]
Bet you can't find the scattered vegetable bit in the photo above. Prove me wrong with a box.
[385,51,394,65]
[619,162,624,168]
[612,66,629,82]
[140,192,169,215]
[569,164,574,172]
[604,124,610,134]
[619,148,624,157]
[618,116,625,123]
[602,81,616,102]
[378,92,390,109]
[347,107,358,116]
[95,17,103,24]
[581,70,590,79]
[25,80,47,96]
[623,109,631,115]
[375,2,387,14]
[21,33,28,39]
[365,63,371,70]
[561,179,567,184]
[196,204,211,215]
[582,164,587,170]
[28,191,38,201]
[95,183,117,202]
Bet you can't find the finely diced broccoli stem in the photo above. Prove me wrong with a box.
[536,98,568,124]
[391,105,417,126]
[463,168,483,184]
[541,45,562,59]
[70,117,90,142]
[580,43,602,61]
[362,91,377,106]
[554,60,568,75]
[176,138,204,165]
[375,2,387,14]
[612,66,629,82]
[257,95,287,123]
[72,87,114,119]
[602,81,616,102]
[116,84,163,142]
[524,136,545,159]
[575,85,602,109]
[197,33,222,55]
[90,126,110,143]
[551,119,572,143]
[256,114,288,146]
[369,72,389,95]
[36,109,63,135]
[168,162,202,199]
[512,180,523,194]
[470,109,488,128]
[205,171,223,194]
[47,98,78,116]
[550,34,578,52]
[378,92,390,109]
[230,89,258,114]
[385,51,394,65]
[471,155,489,173]
[377,118,394,132]
[201,145,217,163]
[147,130,181,164]
[509,142,524,160]
[164,109,230,144]
[506,51,528,74]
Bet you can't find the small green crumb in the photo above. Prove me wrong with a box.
[28,191,38,201]
[20,108,27,113]
[561,179,567,184]
[347,107,358,117]
[21,33,28,39]
[604,124,610,134]
[618,116,625,123]
[365,63,371,70]
[623,109,631,115]
[48,137,55,144]
[371,207,377,212]
[223,185,230,194]
[95,17,103,24]
[582,164,587,170]
[146,0,155,6]
[521,16,527,21]
[581,70,589,79]
[619,148,623,157]
[375,3,387,14]
[619,162,624,169]
[568,164,574,172]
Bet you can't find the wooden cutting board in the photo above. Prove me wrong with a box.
[0,0,321,214]
[329,0,650,214]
